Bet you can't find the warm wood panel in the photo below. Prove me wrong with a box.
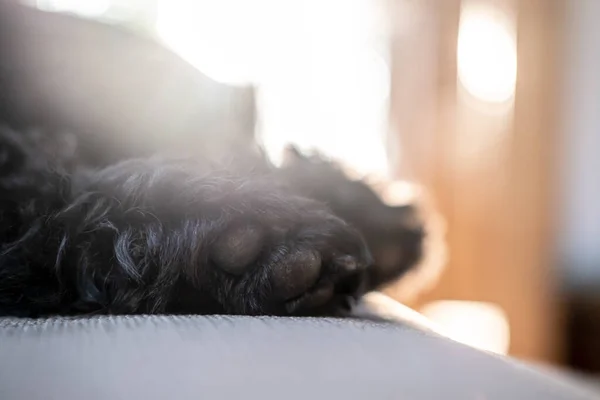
[387,0,566,363]
[506,0,565,363]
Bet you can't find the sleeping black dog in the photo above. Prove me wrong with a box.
[0,2,428,318]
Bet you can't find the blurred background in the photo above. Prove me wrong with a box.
[15,0,600,384]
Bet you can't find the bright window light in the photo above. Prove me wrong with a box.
[421,300,511,355]
[457,5,517,103]
[156,0,392,177]
[155,0,267,86]
[37,0,111,16]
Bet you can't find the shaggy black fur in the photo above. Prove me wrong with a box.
[0,2,426,318]
[0,128,381,317]
[278,148,425,290]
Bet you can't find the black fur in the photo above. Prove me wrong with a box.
[0,128,379,317]
[278,148,425,289]
[0,2,427,318]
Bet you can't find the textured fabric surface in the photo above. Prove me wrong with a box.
[0,315,596,400]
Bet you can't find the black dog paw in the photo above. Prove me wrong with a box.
[209,213,373,316]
